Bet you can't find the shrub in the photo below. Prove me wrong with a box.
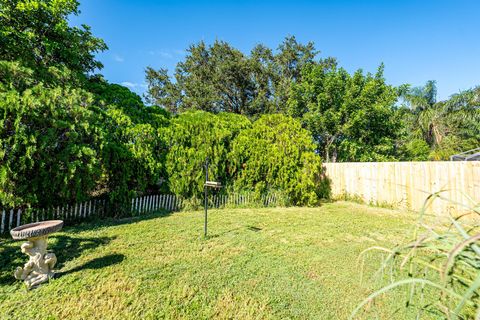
[163,111,251,199]
[229,114,329,206]
[0,84,102,208]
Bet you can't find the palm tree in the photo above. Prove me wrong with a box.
[400,80,447,146]
[400,82,480,154]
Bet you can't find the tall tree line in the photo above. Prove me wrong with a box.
[145,40,479,162]
[1,0,478,212]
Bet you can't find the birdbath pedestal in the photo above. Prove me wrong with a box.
[10,220,63,289]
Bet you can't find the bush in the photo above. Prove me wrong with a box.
[229,114,329,206]
[163,111,251,199]
[0,84,102,208]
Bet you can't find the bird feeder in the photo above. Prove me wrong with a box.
[203,158,222,237]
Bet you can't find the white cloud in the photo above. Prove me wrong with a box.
[121,82,147,89]
[113,54,124,62]
[121,81,137,88]
[146,49,186,59]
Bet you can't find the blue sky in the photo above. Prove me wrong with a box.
[70,0,480,101]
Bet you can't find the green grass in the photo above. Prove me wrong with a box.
[0,202,419,319]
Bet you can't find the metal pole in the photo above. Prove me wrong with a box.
[204,157,209,237]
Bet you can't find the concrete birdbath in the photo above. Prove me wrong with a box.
[10,220,63,289]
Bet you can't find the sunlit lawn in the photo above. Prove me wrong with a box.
[0,202,422,319]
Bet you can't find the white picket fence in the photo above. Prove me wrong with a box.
[1,194,180,234]
[0,192,282,234]
[130,194,181,214]
[206,192,280,208]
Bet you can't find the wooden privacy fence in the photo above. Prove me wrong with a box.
[0,192,281,234]
[323,161,480,215]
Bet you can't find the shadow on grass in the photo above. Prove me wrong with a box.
[208,225,263,239]
[0,210,172,285]
[61,209,173,232]
[0,234,116,285]
[55,253,125,278]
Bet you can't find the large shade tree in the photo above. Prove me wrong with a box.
[287,63,400,162]
[0,0,107,85]
[145,36,326,117]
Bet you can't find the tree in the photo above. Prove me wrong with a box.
[271,36,320,111]
[144,37,330,117]
[0,83,103,208]
[0,0,107,85]
[288,63,400,162]
[163,111,251,199]
[398,82,480,160]
[229,114,329,206]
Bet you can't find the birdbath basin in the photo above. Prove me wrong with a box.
[10,220,63,289]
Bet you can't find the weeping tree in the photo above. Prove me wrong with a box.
[163,111,251,200]
[229,114,329,206]
[0,81,103,208]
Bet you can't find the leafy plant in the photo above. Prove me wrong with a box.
[352,192,480,319]
[229,114,328,206]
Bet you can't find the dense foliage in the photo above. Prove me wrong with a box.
[0,0,478,211]
[288,63,399,162]
[146,40,478,162]
[145,36,326,116]
[397,81,480,160]
[0,0,170,212]
[229,114,329,205]
[164,111,251,199]
[0,82,102,208]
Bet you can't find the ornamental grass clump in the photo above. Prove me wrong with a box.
[352,191,480,319]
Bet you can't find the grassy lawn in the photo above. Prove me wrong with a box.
[0,202,420,319]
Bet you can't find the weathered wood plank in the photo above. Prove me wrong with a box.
[323,161,480,215]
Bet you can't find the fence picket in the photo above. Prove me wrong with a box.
[1,191,285,234]
[16,209,21,227]
[1,209,5,233]
[9,209,14,231]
